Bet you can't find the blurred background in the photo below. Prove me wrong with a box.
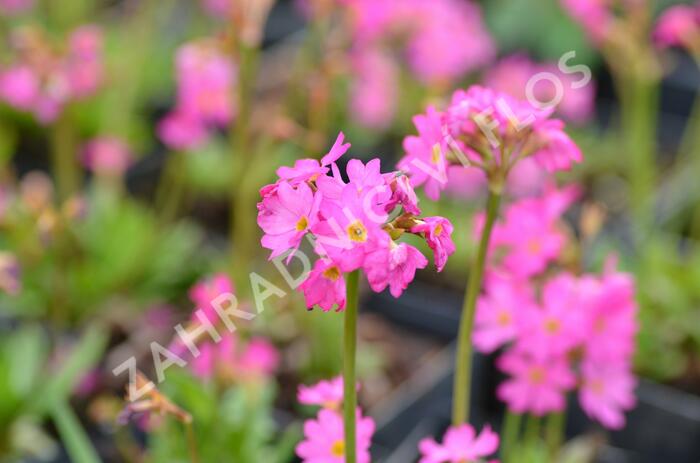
[0,0,698,462]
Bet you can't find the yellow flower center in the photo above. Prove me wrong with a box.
[544,317,560,334]
[322,265,341,281]
[590,379,605,395]
[527,238,542,254]
[528,367,546,384]
[296,216,309,232]
[331,439,345,457]
[434,223,443,236]
[496,310,511,326]
[347,220,368,243]
[431,144,442,164]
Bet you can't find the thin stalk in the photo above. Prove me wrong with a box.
[524,414,541,447]
[343,270,360,463]
[184,421,200,463]
[545,411,566,459]
[452,190,501,425]
[501,411,522,463]
[156,152,187,223]
[50,113,80,203]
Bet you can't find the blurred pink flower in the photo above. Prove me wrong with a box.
[189,273,235,323]
[484,54,595,124]
[579,360,637,429]
[296,408,375,463]
[82,137,133,176]
[561,0,615,43]
[418,424,499,463]
[0,252,21,295]
[298,376,346,410]
[350,48,398,129]
[653,3,700,48]
[157,110,208,151]
[0,66,39,110]
[497,350,576,415]
[0,0,33,15]
[191,333,279,381]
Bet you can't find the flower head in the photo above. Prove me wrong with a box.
[418,424,499,463]
[296,408,375,463]
[82,137,133,176]
[298,376,346,410]
[653,3,700,49]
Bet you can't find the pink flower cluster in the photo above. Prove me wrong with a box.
[82,137,133,177]
[419,424,499,463]
[484,54,595,125]
[472,187,638,429]
[340,0,494,128]
[296,377,375,463]
[0,0,32,15]
[257,133,456,310]
[158,40,236,151]
[398,86,582,201]
[0,26,103,123]
[171,274,280,382]
[653,2,700,49]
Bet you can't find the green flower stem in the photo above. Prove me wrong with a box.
[501,411,522,463]
[156,151,186,224]
[50,113,80,203]
[452,190,501,425]
[524,414,541,446]
[343,270,360,463]
[545,411,566,459]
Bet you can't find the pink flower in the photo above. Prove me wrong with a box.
[364,241,428,298]
[65,26,103,98]
[653,3,700,48]
[296,408,375,463]
[405,0,494,83]
[418,424,499,463]
[258,181,321,260]
[0,252,21,295]
[385,173,421,216]
[0,66,39,110]
[82,137,133,176]
[176,42,236,126]
[189,273,234,323]
[397,106,449,200]
[236,337,280,379]
[516,274,586,360]
[561,0,615,43]
[299,259,347,311]
[201,0,230,16]
[190,333,279,381]
[350,48,398,129]
[157,110,209,151]
[410,216,455,271]
[298,376,345,410]
[579,360,636,429]
[484,54,595,124]
[473,275,535,353]
[497,350,576,415]
[276,132,351,185]
[0,0,33,15]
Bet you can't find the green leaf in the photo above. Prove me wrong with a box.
[50,401,101,463]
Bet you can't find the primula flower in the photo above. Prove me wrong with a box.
[258,181,322,259]
[560,0,615,43]
[350,48,398,129]
[473,274,535,353]
[653,3,700,49]
[298,376,346,410]
[418,424,499,463]
[400,86,582,199]
[411,216,455,271]
[299,259,347,311]
[0,0,33,15]
[82,137,133,176]
[497,350,576,415]
[516,274,586,360]
[296,408,375,463]
[258,133,453,308]
[157,110,208,151]
[191,333,279,381]
[579,360,636,429]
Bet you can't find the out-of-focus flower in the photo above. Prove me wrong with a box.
[189,273,235,323]
[418,424,499,463]
[497,350,576,415]
[20,171,53,214]
[82,137,133,176]
[349,48,398,129]
[0,25,104,123]
[0,0,33,15]
[653,3,700,49]
[0,252,21,295]
[190,332,279,381]
[296,408,375,463]
[298,376,345,410]
[159,40,236,150]
[560,0,615,43]
[484,54,595,124]
[579,360,636,429]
